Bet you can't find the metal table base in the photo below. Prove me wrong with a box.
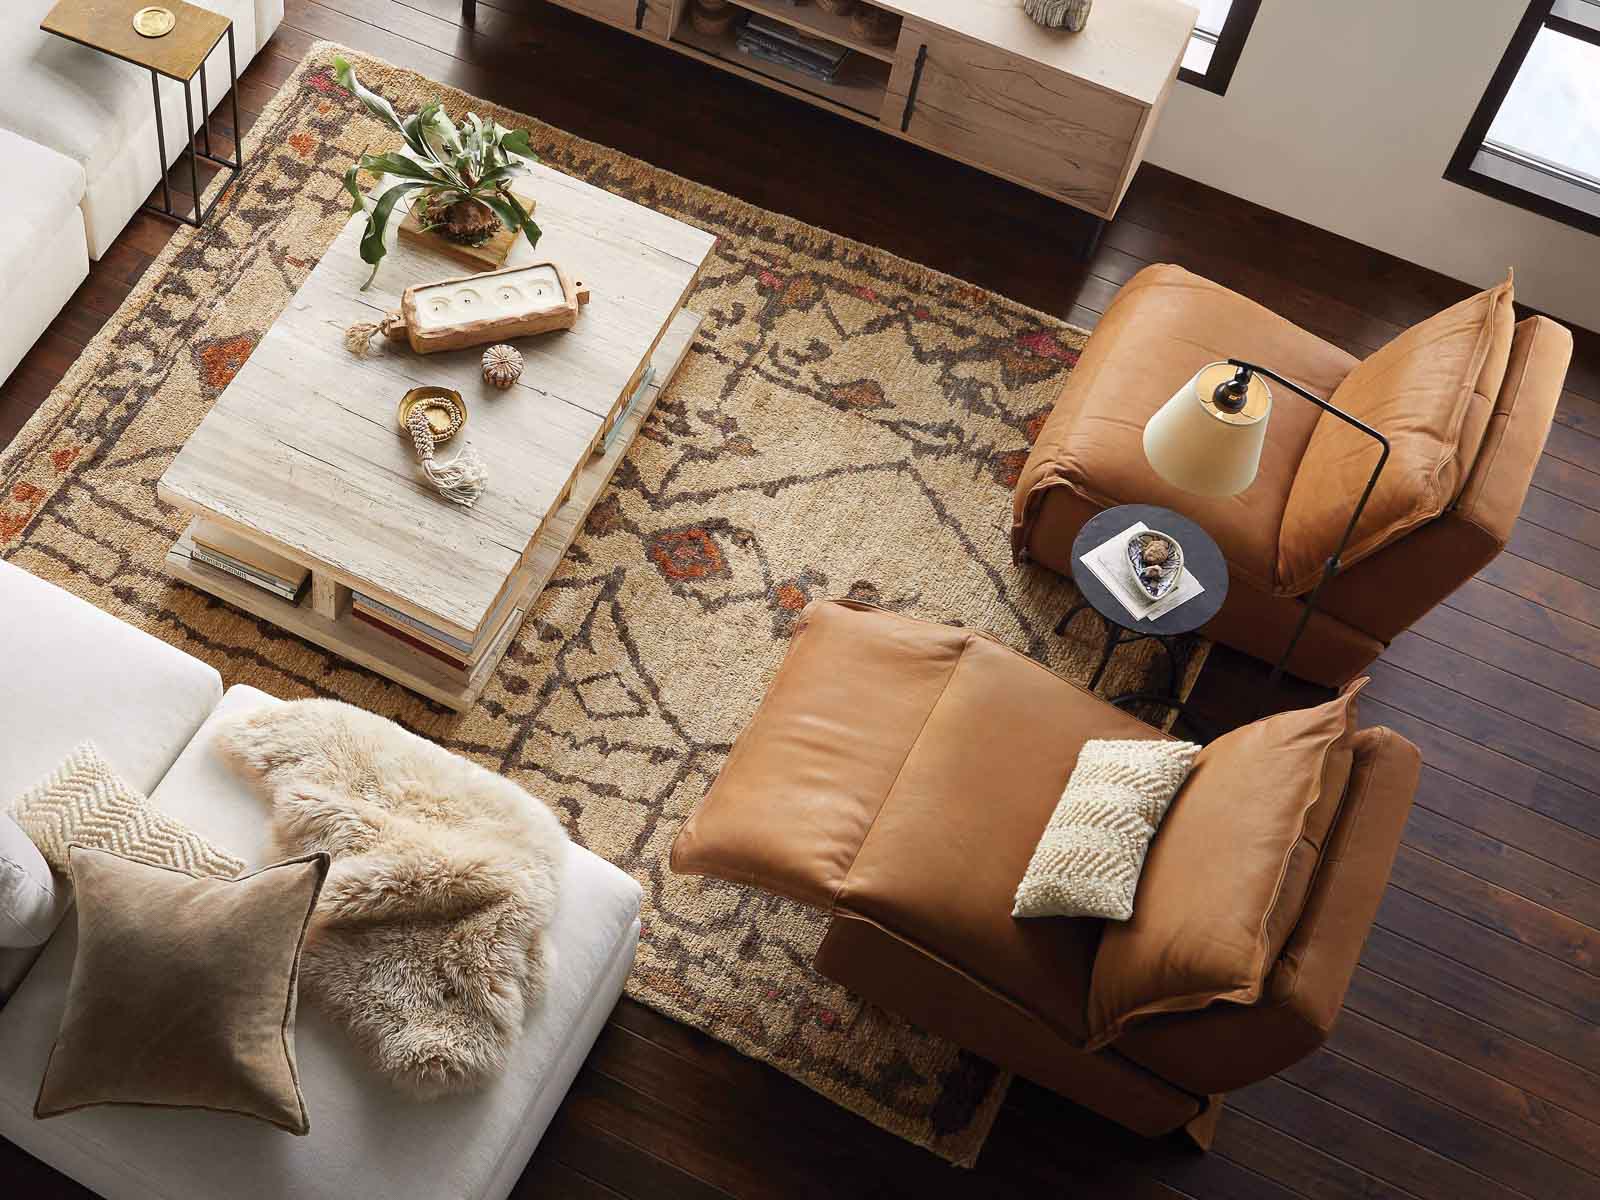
[144,25,242,228]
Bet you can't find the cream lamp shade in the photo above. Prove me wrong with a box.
[1142,362,1272,497]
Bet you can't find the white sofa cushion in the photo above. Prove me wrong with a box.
[0,130,88,384]
[0,560,221,996]
[0,561,222,803]
[0,814,62,949]
[0,686,643,1200]
[0,1,260,256]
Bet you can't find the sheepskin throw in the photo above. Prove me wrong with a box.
[217,700,567,1098]
[1013,738,1199,921]
[10,743,245,880]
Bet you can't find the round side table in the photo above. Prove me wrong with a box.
[1056,504,1228,715]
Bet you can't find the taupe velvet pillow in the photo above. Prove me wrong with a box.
[35,846,330,1134]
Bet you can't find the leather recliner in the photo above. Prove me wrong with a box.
[671,599,1421,1145]
[1012,264,1571,688]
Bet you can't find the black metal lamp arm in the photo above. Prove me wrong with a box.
[1224,359,1391,704]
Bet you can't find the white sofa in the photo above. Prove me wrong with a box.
[0,559,644,1200]
[0,1,284,385]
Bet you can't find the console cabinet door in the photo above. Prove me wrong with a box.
[550,0,671,39]
[886,20,1147,217]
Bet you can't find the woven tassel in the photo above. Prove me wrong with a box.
[406,410,487,507]
[344,313,408,357]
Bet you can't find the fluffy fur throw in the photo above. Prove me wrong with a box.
[217,700,567,1098]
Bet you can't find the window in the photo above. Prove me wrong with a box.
[1446,0,1600,235]
[1178,0,1261,96]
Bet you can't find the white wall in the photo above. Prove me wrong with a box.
[1146,0,1600,332]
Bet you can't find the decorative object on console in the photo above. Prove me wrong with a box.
[849,3,901,46]
[1125,528,1182,601]
[34,846,328,1134]
[402,389,487,507]
[1143,358,1390,704]
[1084,679,1370,1048]
[0,813,62,949]
[816,0,855,13]
[332,56,542,287]
[216,698,569,1098]
[1024,0,1093,32]
[1012,737,1199,921]
[10,743,245,880]
[690,0,742,37]
[481,342,524,389]
[343,262,591,356]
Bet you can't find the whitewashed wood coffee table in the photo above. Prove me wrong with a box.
[159,161,716,709]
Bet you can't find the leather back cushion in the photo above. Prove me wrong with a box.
[1084,681,1367,1049]
[1276,276,1515,595]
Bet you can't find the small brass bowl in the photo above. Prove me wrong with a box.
[133,6,176,37]
[397,386,467,443]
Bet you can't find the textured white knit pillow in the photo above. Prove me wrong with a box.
[9,743,245,880]
[1013,739,1200,921]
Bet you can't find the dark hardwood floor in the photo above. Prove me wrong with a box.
[4,3,1599,1197]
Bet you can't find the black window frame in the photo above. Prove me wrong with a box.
[1445,0,1600,237]
[1177,0,1262,96]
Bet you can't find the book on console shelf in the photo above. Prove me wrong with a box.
[738,14,851,81]
[188,520,309,603]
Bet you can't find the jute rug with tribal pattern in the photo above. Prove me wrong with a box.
[0,45,1205,1164]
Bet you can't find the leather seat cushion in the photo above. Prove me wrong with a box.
[1012,264,1359,594]
[1085,682,1367,1048]
[674,599,1168,1042]
[1277,275,1515,594]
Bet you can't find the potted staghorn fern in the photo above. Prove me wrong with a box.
[333,56,542,289]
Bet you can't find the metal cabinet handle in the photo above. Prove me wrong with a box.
[636,0,648,29]
[900,44,928,132]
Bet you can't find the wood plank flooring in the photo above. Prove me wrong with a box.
[3,3,1598,1197]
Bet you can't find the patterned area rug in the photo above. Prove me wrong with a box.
[0,45,1206,1164]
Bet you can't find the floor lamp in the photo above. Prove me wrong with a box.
[1142,359,1391,708]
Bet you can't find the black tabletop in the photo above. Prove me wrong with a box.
[1069,504,1229,637]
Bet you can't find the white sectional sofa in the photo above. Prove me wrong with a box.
[1,1,284,385]
[0,559,644,1200]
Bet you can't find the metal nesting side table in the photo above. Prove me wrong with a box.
[40,1,243,228]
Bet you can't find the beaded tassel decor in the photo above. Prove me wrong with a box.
[406,409,488,507]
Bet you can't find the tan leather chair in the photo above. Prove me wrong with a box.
[1012,264,1571,688]
[672,600,1422,1145]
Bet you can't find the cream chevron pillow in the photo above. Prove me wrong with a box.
[9,743,245,881]
[1013,739,1200,921]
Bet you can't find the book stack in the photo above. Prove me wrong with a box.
[351,590,521,673]
[188,520,309,603]
[738,14,851,82]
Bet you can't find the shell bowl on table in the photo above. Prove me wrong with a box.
[1125,530,1183,601]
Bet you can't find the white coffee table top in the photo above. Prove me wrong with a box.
[161,160,716,640]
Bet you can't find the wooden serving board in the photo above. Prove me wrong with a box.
[397,191,537,272]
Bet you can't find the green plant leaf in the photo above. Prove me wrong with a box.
[333,57,425,154]
[464,112,485,168]
[499,128,537,161]
[342,162,370,216]
[356,180,425,289]
[359,151,446,184]
[475,160,529,191]
[480,187,542,253]
[428,107,463,158]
